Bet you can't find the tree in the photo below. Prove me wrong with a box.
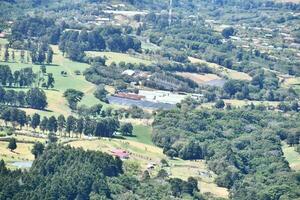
[94,86,108,103]
[20,50,25,63]
[120,123,133,136]
[166,149,178,159]
[142,170,150,180]
[4,45,9,62]
[7,137,17,151]
[26,88,48,110]
[157,169,169,179]
[46,48,53,64]
[31,113,40,130]
[63,89,84,110]
[187,177,199,192]
[222,27,235,39]
[40,117,48,133]
[17,110,27,129]
[47,116,58,133]
[46,73,55,89]
[57,114,66,135]
[31,142,45,159]
[215,99,225,109]
[75,118,84,138]
[37,48,46,64]
[11,51,15,62]
[66,115,76,137]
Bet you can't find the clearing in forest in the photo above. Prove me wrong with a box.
[189,56,252,81]
[282,142,300,171]
[176,72,222,85]
[86,51,152,65]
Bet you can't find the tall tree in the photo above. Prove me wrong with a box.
[4,45,9,62]
[46,73,55,89]
[47,116,57,133]
[57,114,66,136]
[46,48,53,64]
[7,137,17,151]
[31,142,45,159]
[26,88,48,110]
[66,115,76,137]
[63,89,84,110]
[40,117,48,133]
[31,113,40,130]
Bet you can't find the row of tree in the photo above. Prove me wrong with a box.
[0,87,47,109]
[0,65,54,89]
[0,107,133,138]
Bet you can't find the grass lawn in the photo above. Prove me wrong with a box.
[86,51,152,65]
[125,124,153,145]
[282,142,300,171]
[0,40,110,117]
[189,56,252,81]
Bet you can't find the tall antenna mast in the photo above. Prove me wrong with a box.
[168,0,173,26]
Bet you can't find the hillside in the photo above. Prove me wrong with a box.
[0,0,299,200]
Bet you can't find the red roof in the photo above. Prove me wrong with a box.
[114,93,145,100]
[111,149,129,159]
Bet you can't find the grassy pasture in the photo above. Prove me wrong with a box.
[189,56,252,81]
[67,137,228,198]
[124,124,153,145]
[199,99,280,109]
[86,51,152,65]
[0,40,110,117]
[176,72,222,85]
[282,142,300,171]
[66,122,229,199]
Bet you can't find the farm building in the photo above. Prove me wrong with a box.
[122,69,136,76]
[114,92,145,100]
[0,32,6,38]
[111,149,129,159]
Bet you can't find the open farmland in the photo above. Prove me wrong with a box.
[67,136,229,199]
[0,134,46,169]
[176,72,222,85]
[86,51,152,65]
[0,40,110,116]
[189,57,252,81]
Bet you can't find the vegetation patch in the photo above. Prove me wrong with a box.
[189,57,252,81]
[282,142,300,171]
[86,51,152,65]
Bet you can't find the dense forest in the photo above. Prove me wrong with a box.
[152,107,300,199]
[0,145,201,200]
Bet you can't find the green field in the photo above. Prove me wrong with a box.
[0,40,111,117]
[86,51,152,65]
[125,124,153,145]
[282,142,300,171]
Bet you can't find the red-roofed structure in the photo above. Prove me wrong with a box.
[111,149,129,159]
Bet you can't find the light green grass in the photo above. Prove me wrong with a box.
[86,51,152,65]
[125,125,153,145]
[0,40,110,117]
[282,142,300,171]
